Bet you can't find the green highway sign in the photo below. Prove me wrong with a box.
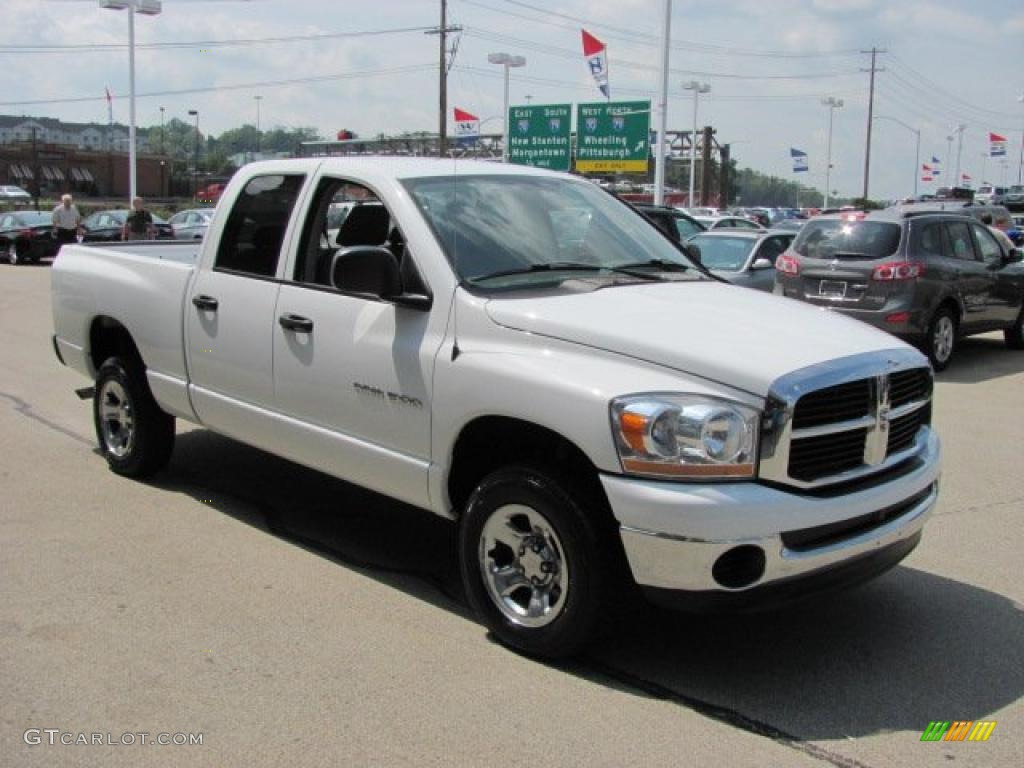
[575,100,651,173]
[507,104,572,171]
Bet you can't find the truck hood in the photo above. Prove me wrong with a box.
[484,281,917,397]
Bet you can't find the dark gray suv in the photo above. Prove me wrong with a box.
[774,210,1024,369]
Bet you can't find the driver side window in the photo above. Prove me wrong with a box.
[970,223,1003,265]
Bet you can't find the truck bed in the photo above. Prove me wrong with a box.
[51,241,202,421]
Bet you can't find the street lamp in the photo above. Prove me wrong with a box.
[159,105,164,154]
[1017,93,1023,185]
[188,109,199,199]
[874,114,920,198]
[822,96,844,209]
[953,123,966,187]
[683,80,710,206]
[254,94,262,161]
[488,52,526,162]
[99,0,162,202]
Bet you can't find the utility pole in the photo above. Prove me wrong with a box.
[426,1,461,157]
[860,47,886,202]
[653,0,671,206]
[31,126,40,212]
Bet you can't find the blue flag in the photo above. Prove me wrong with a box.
[790,147,808,172]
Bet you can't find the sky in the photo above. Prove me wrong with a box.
[2,0,1022,201]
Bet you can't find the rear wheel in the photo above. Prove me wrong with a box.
[459,466,620,659]
[7,242,19,265]
[1005,308,1024,350]
[93,357,175,477]
[925,307,957,371]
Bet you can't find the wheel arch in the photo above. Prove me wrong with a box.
[88,315,145,376]
[446,415,609,522]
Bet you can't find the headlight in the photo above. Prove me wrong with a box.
[610,394,759,480]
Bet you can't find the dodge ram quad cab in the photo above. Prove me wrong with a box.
[51,158,942,658]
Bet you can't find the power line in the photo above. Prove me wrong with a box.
[0,25,437,53]
[0,64,435,107]
[888,54,1019,121]
[459,0,862,59]
[463,28,861,80]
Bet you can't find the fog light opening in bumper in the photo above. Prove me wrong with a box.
[712,545,767,589]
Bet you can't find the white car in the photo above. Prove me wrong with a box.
[51,157,941,658]
[0,184,31,200]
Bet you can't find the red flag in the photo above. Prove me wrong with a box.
[581,29,609,98]
[989,132,1007,142]
[453,108,478,122]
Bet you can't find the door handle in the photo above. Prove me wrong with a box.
[278,313,314,333]
[192,294,219,311]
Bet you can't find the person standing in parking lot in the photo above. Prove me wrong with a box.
[52,194,81,246]
[122,196,156,241]
[980,212,1015,253]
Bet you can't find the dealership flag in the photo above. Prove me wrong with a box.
[931,156,942,176]
[990,132,1007,157]
[921,164,933,182]
[961,172,972,183]
[581,29,609,99]
[790,147,808,172]
[453,107,480,145]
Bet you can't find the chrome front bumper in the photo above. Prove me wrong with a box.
[603,429,941,594]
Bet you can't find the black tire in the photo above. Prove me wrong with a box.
[459,465,622,659]
[1004,308,1024,350]
[7,241,20,265]
[924,307,957,371]
[93,357,175,477]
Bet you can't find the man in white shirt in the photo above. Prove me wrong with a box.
[52,194,81,246]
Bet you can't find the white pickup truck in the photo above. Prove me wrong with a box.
[52,158,941,657]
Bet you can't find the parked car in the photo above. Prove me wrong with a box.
[0,210,58,264]
[81,210,173,242]
[974,185,1006,206]
[52,157,942,659]
[770,218,806,233]
[632,203,705,243]
[694,215,765,231]
[774,209,1024,370]
[889,200,1013,233]
[167,208,215,240]
[1004,185,1024,212]
[685,229,794,291]
[0,184,31,201]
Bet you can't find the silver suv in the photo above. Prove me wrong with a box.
[774,210,1024,369]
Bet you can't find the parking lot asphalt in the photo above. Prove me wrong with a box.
[2,262,1022,768]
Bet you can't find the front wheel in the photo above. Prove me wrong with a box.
[924,308,957,371]
[93,357,175,477]
[459,466,618,659]
[8,242,19,265]
[1005,308,1024,350]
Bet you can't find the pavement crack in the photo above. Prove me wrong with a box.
[0,390,93,446]
[579,658,877,768]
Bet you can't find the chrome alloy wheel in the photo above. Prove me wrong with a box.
[8,243,18,265]
[479,504,569,628]
[98,380,135,458]
[933,315,954,364]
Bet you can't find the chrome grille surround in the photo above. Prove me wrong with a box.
[759,349,933,490]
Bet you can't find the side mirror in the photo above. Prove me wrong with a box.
[1007,248,1023,264]
[331,246,401,298]
[683,242,702,264]
[751,257,774,271]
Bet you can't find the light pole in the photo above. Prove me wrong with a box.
[159,105,164,154]
[1017,93,1023,185]
[874,114,920,198]
[488,52,526,162]
[254,94,262,161]
[683,80,710,206]
[953,123,966,187]
[188,109,199,199]
[945,133,954,186]
[822,96,844,209]
[99,0,161,201]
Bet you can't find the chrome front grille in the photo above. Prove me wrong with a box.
[759,350,933,490]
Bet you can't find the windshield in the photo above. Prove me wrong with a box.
[687,234,755,271]
[403,174,697,289]
[794,219,901,260]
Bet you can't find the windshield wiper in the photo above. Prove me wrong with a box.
[614,258,692,273]
[470,261,660,283]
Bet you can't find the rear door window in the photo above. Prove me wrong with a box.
[793,220,901,260]
[944,221,977,261]
[215,173,305,277]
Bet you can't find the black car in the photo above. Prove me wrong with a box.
[774,209,1024,369]
[0,210,58,265]
[632,203,706,243]
[81,209,174,242]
